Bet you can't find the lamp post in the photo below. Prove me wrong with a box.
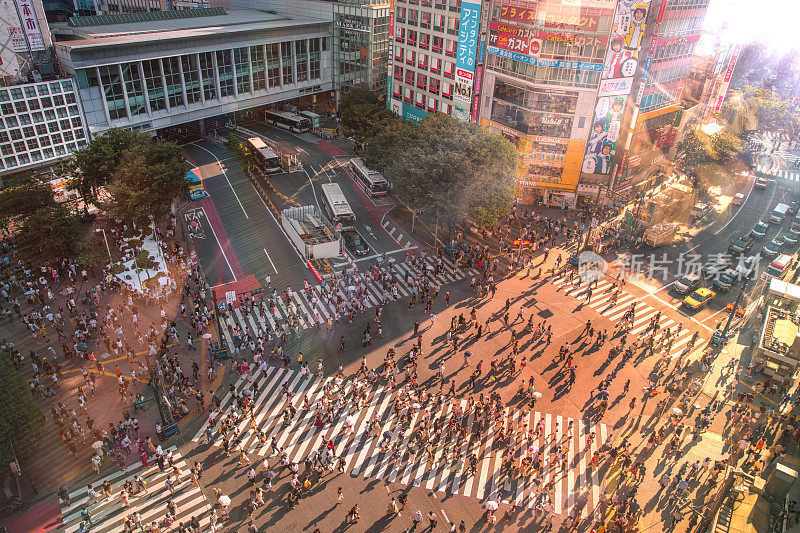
[201,332,212,407]
[95,228,112,262]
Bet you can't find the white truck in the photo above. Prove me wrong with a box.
[643,222,678,247]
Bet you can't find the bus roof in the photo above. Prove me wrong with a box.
[321,183,353,215]
[247,137,278,159]
[266,110,308,121]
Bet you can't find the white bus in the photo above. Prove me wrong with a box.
[350,157,391,197]
[320,182,355,231]
[264,110,311,133]
[246,137,282,173]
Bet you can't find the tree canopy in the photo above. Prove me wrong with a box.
[721,86,792,134]
[0,348,45,474]
[100,136,188,227]
[340,90,518,229]
[677,128,743,174]
[70,128,149,205]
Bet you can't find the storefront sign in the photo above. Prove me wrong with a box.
[583,0,652,179]
[543,12,599,31]
[714,45,741,112]
[488,29,541,56]
[648,0,667,55]
[470,66,483,122]
[487,45,602,71]
[337,15,369,32]
[14,0,44,51]
[456,1,481,73]
[489,21,606,47]
[401,103,428,123]
[498,2,537,24]
[598,77,633,97]
[657,33,701,47]
[478,37,486,64]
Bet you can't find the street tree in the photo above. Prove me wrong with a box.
[722,86,792,133]
[339,87,399,145]
[70,128,149,206]
[676,128,714,172]
[102,138,188,227]
[79,231,112,267]
[0,348,45,474]
[0,179,56,225]
[710,130,743,162]
[16,203,85,265]
[377,113,517,230]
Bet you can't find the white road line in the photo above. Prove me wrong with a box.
[198,206,237,283]
[263,248,278,273]
[192,143,249,219]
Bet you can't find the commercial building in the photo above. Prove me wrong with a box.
[754,279,800,383]
[333,0,391,94]
[386,0,483,122]
[52,8,333,136]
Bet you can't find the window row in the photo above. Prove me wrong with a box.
[392,83,454,113]
[77,39,326,121]
[0,92,78,116]
[0,81,75,102]
[393,49,455,76]
[392,77,454,100]
[487,54,601,89]
[395,8,459,33]
[0,104,81,128]
[395,28,457,56]
[0,141,85,170]
[0,119,84,144]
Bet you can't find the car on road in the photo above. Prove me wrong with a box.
[762,238,782,258]
[785,227,800,245]
[732,193,745,206]
[683,287,716,310]
[673,273,702,295]
[343,231,369,257]
[750,221,769,240]
[790,202,800,216]
[728,236,753,254]
[713,268,738,292]
[755,177,768,189]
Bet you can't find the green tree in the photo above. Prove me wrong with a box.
[102,138,188,227]
[339,87,399,145]
[0,179,56,225]
[70,128,149,205]
[722,86,792,133]
[710,131,743,163]
[16,203,86,264]
[380,114,517,230]
[676,128,714,172]
[79,231,112,267]
[0,348,46,474]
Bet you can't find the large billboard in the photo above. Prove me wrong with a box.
[454,0,482,120]
[14,0,45,51]
[582,0,651,178]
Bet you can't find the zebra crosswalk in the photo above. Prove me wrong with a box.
[754,163,800,182]
[548,273,703,358]
[191,367,609,517]
[217,255,477,351]
[59,449,212,533]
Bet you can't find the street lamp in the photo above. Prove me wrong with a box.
[95,228,112,262]
[201,332,213,407]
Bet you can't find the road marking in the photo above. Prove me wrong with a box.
[304,167,322,212]
[191,142,249,220]
[249,181,306,263]
[263,248,278,273]
[198,205,237,282]
[687,174,757,253]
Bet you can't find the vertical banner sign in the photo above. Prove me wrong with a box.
[582,0,651,183]
[387,0,395,111]
[470,66,483,122]
[14,0,45,51]
[454,0,481,121]
[714,44,741,112]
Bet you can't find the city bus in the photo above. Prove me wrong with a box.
[320,182,355,231]
[264,110,311,133]
[246,137,282,173]
[350,157,391,197]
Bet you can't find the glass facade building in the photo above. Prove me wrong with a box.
[333,1,390,93]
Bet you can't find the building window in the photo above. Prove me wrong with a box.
[199,52,217,101]
[309,38,321,80]
[251,46,266,91]
[181,55,201,104]
[281,42,294,85]
[142,59,165,111]
[266,44,280,88]
[121,62,147,116]
[98,65,127,120]
[295,41,308,83]
[432,36,442,52]
[217,50,234,97]
[162,56,184,108]
[234,47,251,94]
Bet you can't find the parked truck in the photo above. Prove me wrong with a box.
[643,222,678,247]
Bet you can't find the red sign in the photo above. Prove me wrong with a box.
[489,21,607,48]
[723,46,740,83]
[499,3,537,24]
[471,66,483,122]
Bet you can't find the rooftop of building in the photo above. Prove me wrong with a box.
[759,306,800,359]
[52,8,330,50]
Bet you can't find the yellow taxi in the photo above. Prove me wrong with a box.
[683,287,716,310]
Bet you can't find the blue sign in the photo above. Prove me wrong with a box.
[486,46,603,72]
[642,57,652,81]
[402,103,428,123]
[456,1,481,72]
[478,37,486,64]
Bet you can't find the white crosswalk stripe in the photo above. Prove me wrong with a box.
[755,163,800,182]
[193,366,609,516]
[215,256,477,351]
[60,450,212,533]
[549,274,700,359]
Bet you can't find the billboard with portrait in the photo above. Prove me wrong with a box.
[581,0,651,177]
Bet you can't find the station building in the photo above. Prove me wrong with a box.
[52,8,333,137]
